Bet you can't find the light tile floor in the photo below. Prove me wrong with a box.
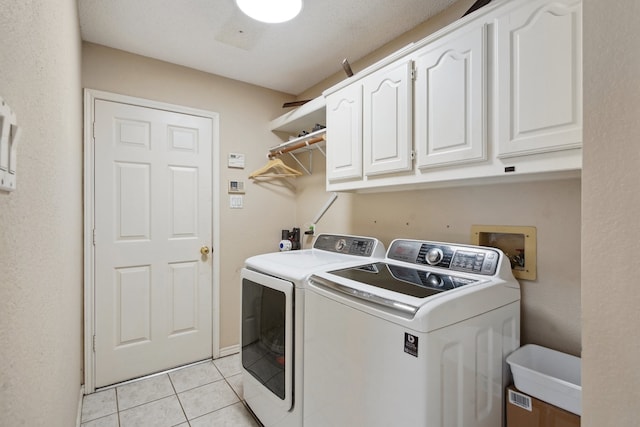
[80,354,261,427]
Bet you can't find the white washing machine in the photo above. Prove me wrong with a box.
[304,238,521,427]
[241,234,385,427]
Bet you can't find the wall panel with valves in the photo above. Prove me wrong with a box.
[471,225,537,281]
[279,228,301,251]
[0,97,20,192]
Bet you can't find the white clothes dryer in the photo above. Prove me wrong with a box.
[240,234,385,427]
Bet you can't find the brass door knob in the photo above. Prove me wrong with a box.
[200,246,210,256]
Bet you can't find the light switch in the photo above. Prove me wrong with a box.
[0,97,18,192]
[0,115,7,172]
[230,195,243,209]
[9,124,20,174]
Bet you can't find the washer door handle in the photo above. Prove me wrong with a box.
[309,275,419,317]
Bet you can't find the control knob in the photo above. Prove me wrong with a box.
[425,247,444,265]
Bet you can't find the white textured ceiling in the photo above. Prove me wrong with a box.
[78,0,459,95]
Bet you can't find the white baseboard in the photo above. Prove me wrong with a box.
[76,385,85,427]
[217,344,240,358]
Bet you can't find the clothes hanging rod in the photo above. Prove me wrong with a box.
[268,129,326,159]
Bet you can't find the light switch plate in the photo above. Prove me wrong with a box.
[0,97,19,192]
[230,195,243,209]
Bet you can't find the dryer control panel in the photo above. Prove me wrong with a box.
[313,234,380,257]
[387,239,501,276]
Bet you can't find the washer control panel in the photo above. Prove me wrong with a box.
[388,239,501,276]
[313,234,379,257]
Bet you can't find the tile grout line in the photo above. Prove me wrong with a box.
[117,378,173,409]
[80,388,120,426]
[167,369,191,426]
[115,387,121,427]
[224,376,243,403]
[216,357,263,426]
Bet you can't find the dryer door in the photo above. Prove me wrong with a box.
[241,268,293,410]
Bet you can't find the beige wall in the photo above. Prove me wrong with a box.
[0,0,83,426]
[582,0,640,425]
[82,43,298,350]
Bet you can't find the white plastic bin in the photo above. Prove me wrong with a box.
[506,344,582,416]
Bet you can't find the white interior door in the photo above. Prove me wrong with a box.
[93,99,214,387]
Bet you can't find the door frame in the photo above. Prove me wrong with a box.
[83,89,221,393]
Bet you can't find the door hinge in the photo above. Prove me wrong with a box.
[92,228,96,246]
[411,67,417,81]
[92,121,96,139]
[92,335,96,352]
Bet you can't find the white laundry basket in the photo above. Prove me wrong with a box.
[506,344,582,416]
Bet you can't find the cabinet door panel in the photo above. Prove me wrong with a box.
[326,84,363,182]
[415,24,486,169]
[363,60,413,176]
[496,0,582,157]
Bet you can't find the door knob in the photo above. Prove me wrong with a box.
[200,246,210,256]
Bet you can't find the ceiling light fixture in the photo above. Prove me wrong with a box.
[236,0,303,24]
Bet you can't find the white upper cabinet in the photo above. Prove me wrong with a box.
[362,60,413,176]
[325,83,363,182]
[322,0,582,192]
[494,0,582,158]
[414,23,487,169]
